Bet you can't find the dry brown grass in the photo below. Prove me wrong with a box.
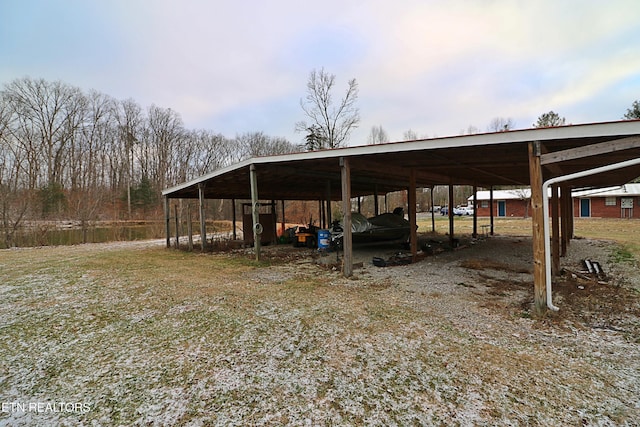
[1,220,639,425]
[418,215,640,260]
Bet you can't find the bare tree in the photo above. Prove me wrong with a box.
[460,125,480,135]
[487,117,515,132]
[295,68,360,150]
[534,111,566,128]
[0,95,31,247]
[367,125,388,145]
[186,130,233,177]
[114,98,144,217]
[403,129,418,141]
[146,104,185,191]
[236,131,297,158]
[0,75,306,239]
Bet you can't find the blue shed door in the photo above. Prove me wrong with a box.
[580,199,590,217]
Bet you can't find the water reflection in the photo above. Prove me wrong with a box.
[3,223,164,248]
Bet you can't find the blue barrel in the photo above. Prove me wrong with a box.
[317,229,330,250]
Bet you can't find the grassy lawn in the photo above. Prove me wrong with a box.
[0,219,639,425]
[418,215,640,260]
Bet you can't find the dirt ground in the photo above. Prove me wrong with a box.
[1,233,639,426]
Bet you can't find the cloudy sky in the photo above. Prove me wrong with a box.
[2,0,639,145]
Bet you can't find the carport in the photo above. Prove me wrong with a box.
[162,120,640,314]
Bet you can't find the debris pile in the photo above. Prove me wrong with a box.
[562,258,607,285]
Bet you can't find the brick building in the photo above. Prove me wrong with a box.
[468,184,640,218]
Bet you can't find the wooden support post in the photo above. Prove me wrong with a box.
[357,196,361,213]
[568,189,575,240]
[472,185,478,238]
[187,203,193,251]
[489,186,495,235]
[326,181,332,227]
[448,184,455,248]
[340,157,353,277]
[430,186,435,232]
[198,183,207,252]
[374,185,379,216]
[551,184,560,275]
[232,198,237,241]
[528,141,547,314]
[560,185,573,256]
[164,196,171,248]
[250,164,261,261]
[429,185,436,233]
[281,200,286,238]
[174,204,180,249]
[271,200,277,243]
[560,186,568,256]
[408,169,418,261]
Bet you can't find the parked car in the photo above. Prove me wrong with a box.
[458,206,474,215]
[440,206,464,216]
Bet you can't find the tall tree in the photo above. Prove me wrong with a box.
[114,98,144,217]
[623,100,640,119]
[367,125,388,145]
[236,131,297,159]
[3,78,81,189]
[295,68,360,150]
[534,111,566,128]
[403,129,418,141]
[487,117,515,132]
[461,125,480,135]
[145,104,185,191]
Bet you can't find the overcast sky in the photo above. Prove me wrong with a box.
[2,0,639,145]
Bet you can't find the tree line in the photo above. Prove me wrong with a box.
[0,77,299,247]
[2,73,638,247]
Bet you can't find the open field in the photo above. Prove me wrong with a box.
[1,220,639,425]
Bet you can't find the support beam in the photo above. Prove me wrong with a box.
[271,200,277,243]
[430,186,435,232]
[560,185,569,256]
[187,203,193,251]
[489,186,494,235]
[281,200,286,238]
[164,196,171,248]
[340,157,353,277]
[540,135,640,165]
[472,185,478,238]
[408,169,417,261]
[374,185,379,216]
[448,184,455,248]
[232,198,237,240]
[249,164,261,261]
[568,191,575,240]
[198,183,207,252]
[174,204,179,249]
[325,181,332,227]
[551,184,560,276]
[528,141,547,314]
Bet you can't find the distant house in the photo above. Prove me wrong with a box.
[572,184,640,218]
[468,184,640,218]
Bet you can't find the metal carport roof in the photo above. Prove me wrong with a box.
[163,120,640,201]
